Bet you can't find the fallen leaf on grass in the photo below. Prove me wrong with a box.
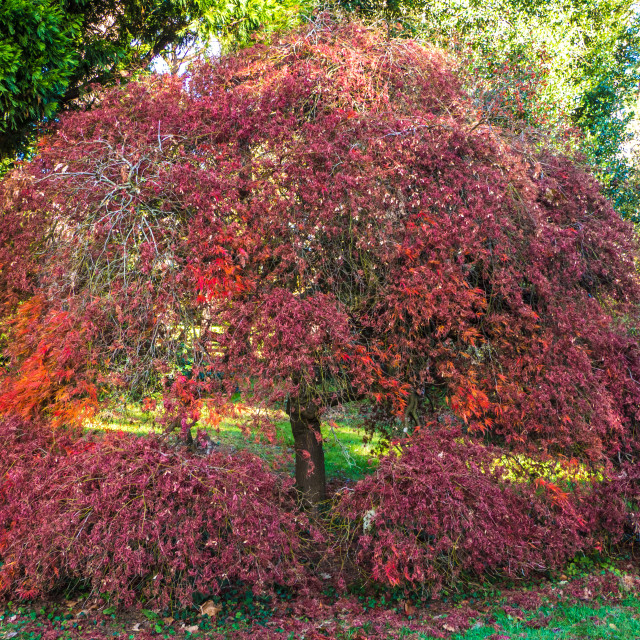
[620,574,636,591]
[200,600,222,618]
[185,624,199,633]
[525,615,551,629]
[403,601,416,616]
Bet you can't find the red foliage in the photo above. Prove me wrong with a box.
[0,417,311,606]
[0,20,637,472]
[0,297,99,430]
[585,460,640,547]
[0,170,48,313]
[337,428,589,593]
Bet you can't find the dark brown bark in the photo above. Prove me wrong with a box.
[287,396,326,505]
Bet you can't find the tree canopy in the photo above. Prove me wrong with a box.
[2,20,639,503]
[3,0,639,223]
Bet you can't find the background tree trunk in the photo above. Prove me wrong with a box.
[287,396,326,504]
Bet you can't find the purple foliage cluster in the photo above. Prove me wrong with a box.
[338,428,590,593]
[0,417,311,606]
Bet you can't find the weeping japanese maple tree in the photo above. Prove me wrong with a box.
[2,18,640,503]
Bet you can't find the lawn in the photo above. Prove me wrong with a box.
[91,400,598,487]
[454,598,640,639]
[90,400,381,482]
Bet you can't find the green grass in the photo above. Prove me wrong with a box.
[443,597,640,639]
[496,453,604,486]
[89,400,379,481]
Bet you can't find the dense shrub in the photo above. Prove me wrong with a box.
[0,417,312,607]
[1,413,639,607]
[338,428,590,594]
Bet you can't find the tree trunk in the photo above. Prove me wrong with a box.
[287,396,326,505]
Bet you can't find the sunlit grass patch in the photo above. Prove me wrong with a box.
[496,452,604,486]
[88,403,604,488]
[88,399,379,481]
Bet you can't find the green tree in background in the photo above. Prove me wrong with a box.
[422,0,640,219]
[0,0,77,161]
[571,14,640,219]
[0,0,304,165]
